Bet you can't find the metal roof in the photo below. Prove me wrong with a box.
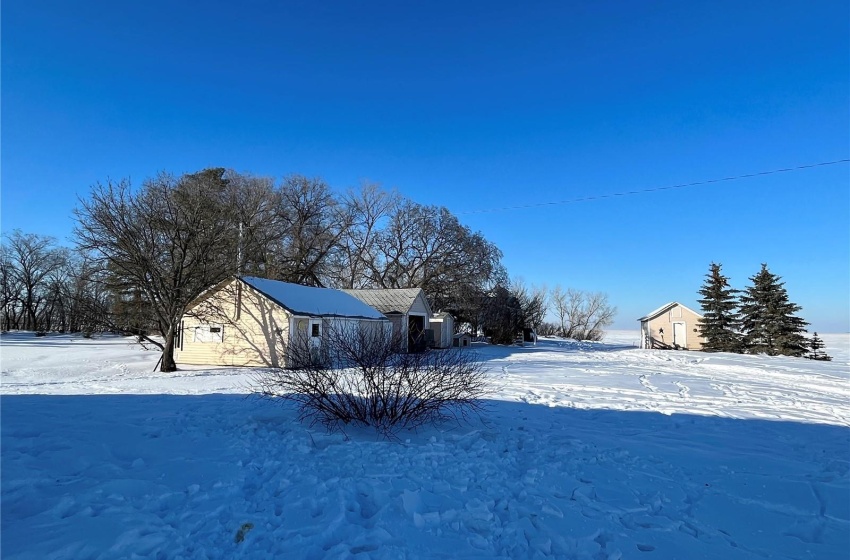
[341,288,425,315]
[240,277,387,320]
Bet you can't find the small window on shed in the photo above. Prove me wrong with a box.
[311,323,321,337]
[193,323,223,343]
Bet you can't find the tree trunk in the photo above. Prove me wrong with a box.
[160,325,178,372]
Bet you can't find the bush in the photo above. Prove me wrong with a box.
[251,323,489,436]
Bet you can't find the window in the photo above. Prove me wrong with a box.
[193,323,223,343]
[311,323,321,337]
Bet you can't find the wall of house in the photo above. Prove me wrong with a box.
[176,280,290,367]
[644,305,705,350]
[386,314,404,349]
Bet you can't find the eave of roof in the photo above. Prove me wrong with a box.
[637,301,703,322]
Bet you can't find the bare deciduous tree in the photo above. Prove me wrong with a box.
[332,182,400,289]
[0,248,23,331]
[1,230,66,331]
[511,279,548,330]
[74,169,240,371]
[361,200,505,325]
[267,175,352,286]
[549,286,616,341]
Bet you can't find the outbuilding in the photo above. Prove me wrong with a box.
[175,276,390,368]
[342,288,433,352]
[638,302,705,350]
[453,332,472,348]
[429,312,455,349]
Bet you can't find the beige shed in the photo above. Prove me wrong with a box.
[175,276,389,368]
[342,288,433,352]
[638,302,705,351]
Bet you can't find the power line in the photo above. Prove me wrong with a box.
[457,158,850,215]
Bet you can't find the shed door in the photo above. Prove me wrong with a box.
[673,322,686,348]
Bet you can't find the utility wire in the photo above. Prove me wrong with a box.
[457,158,850,215]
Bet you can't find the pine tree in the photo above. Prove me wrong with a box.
[739,264,808,356]
[696,262,741,352]
[806,332,833,361]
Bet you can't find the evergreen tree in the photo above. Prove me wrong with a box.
[806,332,833,361]
[739,264,808,356]
[696,262,741,352]
[481,285,525,345]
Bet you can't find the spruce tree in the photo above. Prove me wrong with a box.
[739,264,808,356]
[806,332,833,361]
[697,262,741,352]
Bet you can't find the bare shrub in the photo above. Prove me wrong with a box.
[251,323,489,436]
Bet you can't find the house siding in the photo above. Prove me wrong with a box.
[386,315,404,348]
[176,280,290,367]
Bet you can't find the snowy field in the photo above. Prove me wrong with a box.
[2,330,848,559]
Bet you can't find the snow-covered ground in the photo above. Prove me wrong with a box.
[2,331,848,559]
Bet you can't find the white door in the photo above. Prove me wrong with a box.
[309,319,322,359]
[673,322,686,348]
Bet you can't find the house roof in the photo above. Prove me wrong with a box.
[240,277,387,320]
[341,288,427,315]
[638,301,703,322]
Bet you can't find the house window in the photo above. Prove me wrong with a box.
[311,323,321,337]
[194,323,223,343]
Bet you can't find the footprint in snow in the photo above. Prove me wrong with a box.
[639,374,657,393]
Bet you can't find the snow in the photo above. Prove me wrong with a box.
[2,331,849,559]
[240,276,387,320]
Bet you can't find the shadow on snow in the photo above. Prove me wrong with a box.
[2,393,848,559]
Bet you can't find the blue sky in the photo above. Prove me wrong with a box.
[3,0,848,331]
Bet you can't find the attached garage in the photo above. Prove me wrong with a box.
[342,288,433,352]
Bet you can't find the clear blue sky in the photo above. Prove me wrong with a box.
[3,1,849,331]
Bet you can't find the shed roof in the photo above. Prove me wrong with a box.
[638,301,703,322]
[341,288,426,315]
[240,277,387,320]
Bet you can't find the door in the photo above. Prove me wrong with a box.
[309,319,322,360]
[408,315,425,352]
[672,322,686,349]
